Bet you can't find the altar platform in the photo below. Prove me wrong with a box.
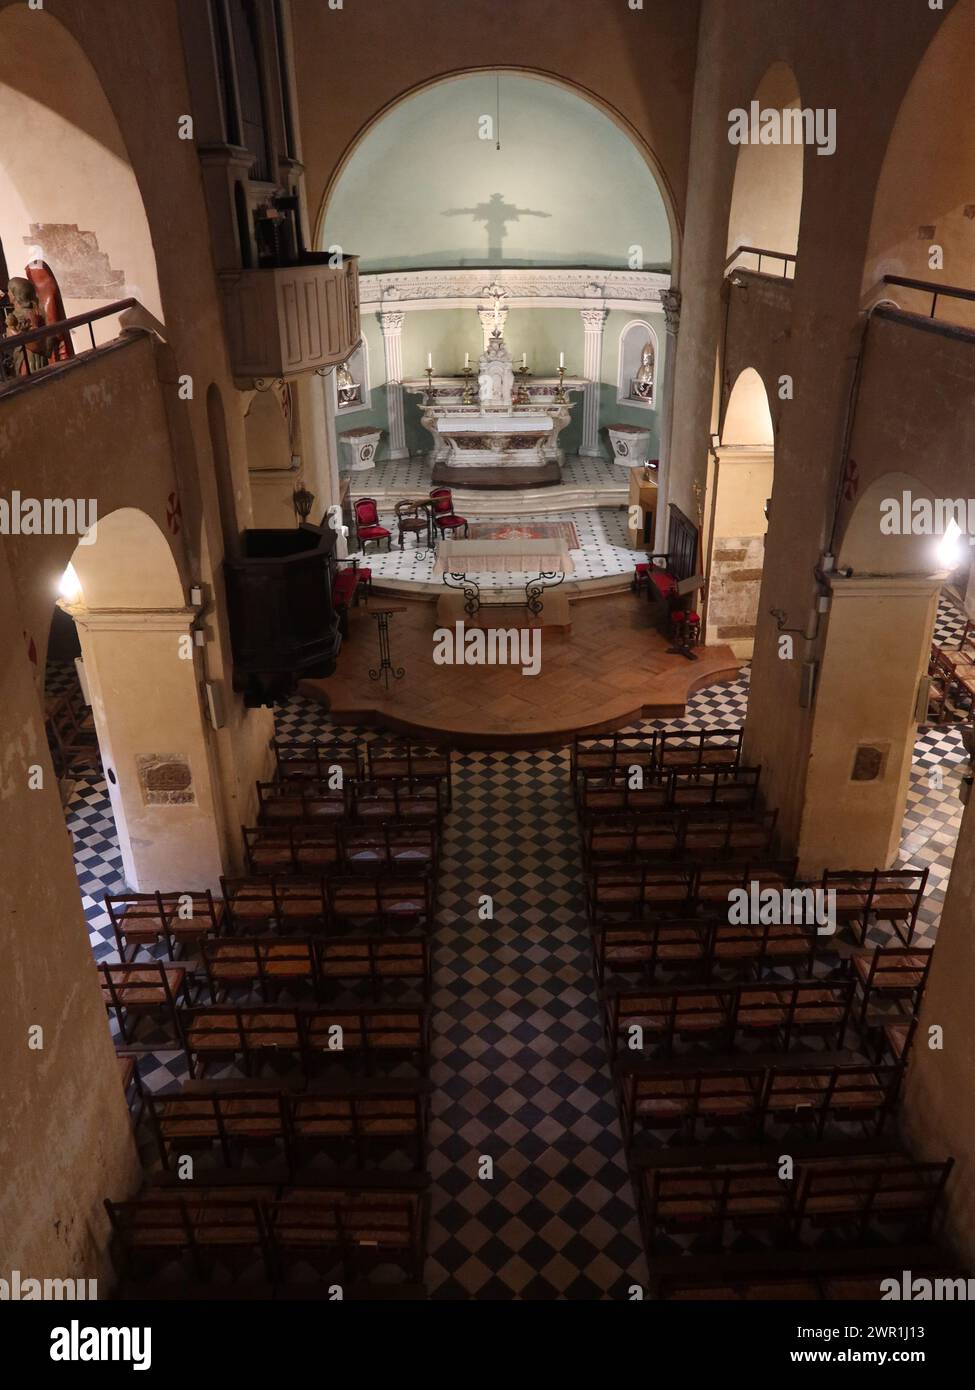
[431,459,562,490]
[300,591,740,748]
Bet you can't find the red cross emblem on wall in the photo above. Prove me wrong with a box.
[166,491,182,535]
[843,458,859,502]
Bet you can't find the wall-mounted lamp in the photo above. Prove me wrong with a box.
[293,484,315,524]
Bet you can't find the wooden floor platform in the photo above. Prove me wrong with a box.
[301,591,740,747]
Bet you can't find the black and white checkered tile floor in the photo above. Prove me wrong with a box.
[52,595,968,1296]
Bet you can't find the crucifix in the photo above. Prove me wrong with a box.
[482,282,508,334]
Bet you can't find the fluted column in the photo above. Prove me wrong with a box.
[579,307,608,457]
[653,288,681,551]
[380,311,409,460]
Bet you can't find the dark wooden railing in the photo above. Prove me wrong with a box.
[880,275,975,322]
[0,298,137,388]
[724,245,797,281]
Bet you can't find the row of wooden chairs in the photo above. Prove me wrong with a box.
[619,1060,903,1147]
[582,808,779,866]
[586,860,798,921]
[593,915,828,986]
[144,1078,429,1172]
[220,872,436,935]
[256,775,446,827]
[242,820,438,877]
[273,738,452,805]
[576,765,762,815]
[571,728,744,778]
[99,941,432,1048]
[46,684,100,778]
[638,1153,954,1252]
[604,979,856,1061]
[105,1175,429,1288]
[181,1003,431,1078]
[586,862,928,945]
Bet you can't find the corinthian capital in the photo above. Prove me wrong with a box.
[580,307,609,330]
[660,287,681,335]
[379,310,406,335]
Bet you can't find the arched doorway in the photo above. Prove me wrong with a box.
[52,508,225,892]
[703,367,775,657]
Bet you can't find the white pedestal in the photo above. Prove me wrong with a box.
[340,427,382,471]
[607,424,652,467]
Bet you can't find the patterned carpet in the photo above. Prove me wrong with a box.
[466,520,581,549]
[52,597,968,1296]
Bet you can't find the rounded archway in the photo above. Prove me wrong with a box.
[705,369,776,659]
[0,5,162,344]
[726,62,804,276]
[861,0,975,328]
[50,508,224,894]
[317,69,676,272]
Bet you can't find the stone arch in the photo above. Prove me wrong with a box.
[726,61,804,274]
[0,4,163,337]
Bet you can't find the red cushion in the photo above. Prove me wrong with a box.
[649,570,678,598]
[357,525,389,539]
[686,611,699,623]
[671,610,685,622]
[438,515,467,527]
[634,564,650,576]
[356,568,372,582]
[332,572,358,603]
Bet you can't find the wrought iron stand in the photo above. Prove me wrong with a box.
[368,608,406,688]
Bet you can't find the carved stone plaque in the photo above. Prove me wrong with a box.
[136,754,195,806]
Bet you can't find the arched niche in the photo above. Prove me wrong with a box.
[861,0,975,328]
[726,62,804,273]
[616,320,658,410]
[0,6,162,338]
[318,71,674,273]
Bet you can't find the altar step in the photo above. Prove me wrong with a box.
[431,461,562,490]
[361,478,628,517]
[369,572,634,602]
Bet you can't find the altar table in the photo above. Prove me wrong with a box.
[433,538,574,619]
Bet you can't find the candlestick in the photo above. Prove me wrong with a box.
[559,351,565,369]
[515,363,531,405]
[427,353,433,370]
[425,365,434,401]
[555,364,568,404]
[462,364,476,405]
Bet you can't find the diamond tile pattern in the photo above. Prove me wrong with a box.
[49,594,968,1296]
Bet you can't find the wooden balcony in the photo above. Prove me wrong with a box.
[220,255,360,387]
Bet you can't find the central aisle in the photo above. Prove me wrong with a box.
[425,744,646,1298]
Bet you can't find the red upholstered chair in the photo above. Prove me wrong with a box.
[332,557,372,637]
[429,487,469,539]
[669,608,701,647]
[353,497,391,552]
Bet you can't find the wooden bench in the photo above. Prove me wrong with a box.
[202,936,320,1003]
[272,738,364,783]
[256,778,350,824]
[220,874,331,933]
[365,740,452,806]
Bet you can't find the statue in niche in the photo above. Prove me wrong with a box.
[632,339,655,401]
[477,329,514,411]
[336,360,360,408]
[3,277,52,376]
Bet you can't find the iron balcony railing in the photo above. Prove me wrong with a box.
[724,245,797,281]
[0,298,138,389]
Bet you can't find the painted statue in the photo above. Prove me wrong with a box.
[3,277,50,375]
[26,260,73,361]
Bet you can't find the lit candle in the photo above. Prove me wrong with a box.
[559,352,565,369]
[465,352,470,369]
[522,353,527,368]
[427,353,433,370]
